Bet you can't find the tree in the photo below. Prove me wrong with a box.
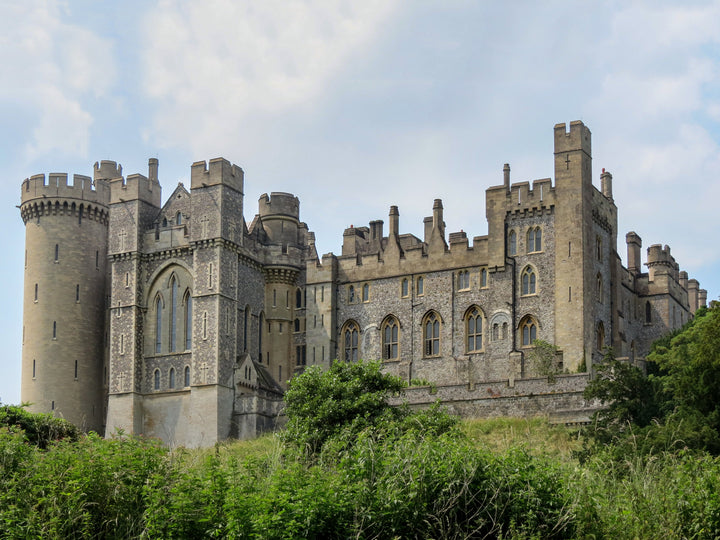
[282,360,407,454]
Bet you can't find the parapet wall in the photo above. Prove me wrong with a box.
[191,157,244,193]
[258,192,300,218]
[21,173,110,207]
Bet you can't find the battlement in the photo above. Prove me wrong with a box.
[94,160,123,181]
[191,157,244,193]
[646,244,676,267]
[258,192,299,218]
[109,173,161,207]
[554,120,591,156]
[21,172,110,207]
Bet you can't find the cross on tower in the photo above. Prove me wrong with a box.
[117,371,125,392]
[200,362,209,383]
[118,229,127,251]
[565,154,571,170]
[200,216,210,238]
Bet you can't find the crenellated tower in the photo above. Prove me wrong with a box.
[20,168,111,432]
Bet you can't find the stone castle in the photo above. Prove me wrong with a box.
[20,121,707,446]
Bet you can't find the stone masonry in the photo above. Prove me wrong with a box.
[19,121,707,446]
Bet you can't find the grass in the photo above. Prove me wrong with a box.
[461,416,582,460]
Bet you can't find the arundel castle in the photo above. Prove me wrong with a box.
[20,121,707,447]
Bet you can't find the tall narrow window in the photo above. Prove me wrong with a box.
[480,268,488,288]
[382,316,400,360]
[362,283,370,302]
[645,301,652,324]
[423,312,440,357]
[208,263,214,288]
[509,230,517,255]
[294,318,300,332]
[32,359,36,378]
[170,277,178,352]
[401,278,409,297]
[120,334,125,354]
[54,244,59,262]
[184,365,190,387]
[596,273,603,303]
[176,212,182,225]
[95,250,99,269]
[273,289,277,307]
[75,284,80,302]
[521,266,537,295]
[125,273,130,287]
[154,369,160,390]
[597,322,605,350]
[348,285,355,303]
[527,227,542,253]
[52,321,56,339]
[417,276,424,296]
[169,367,175,389]
[243,307,249,352]
[74,360,78,379]
[155,295,163,353]
[342,321,360,362]
[466,307,483,352]
[202,311,208,339]
[34,283,38,302]
[596,236,602,260]
[457,270,469,290]
[296,288,302,308]
[184,291,192,350]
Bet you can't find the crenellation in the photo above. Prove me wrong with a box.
[20,121,708,447]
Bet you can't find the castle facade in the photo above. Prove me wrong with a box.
[20,121,707,446]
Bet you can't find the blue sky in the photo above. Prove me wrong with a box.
[2,0,719,404]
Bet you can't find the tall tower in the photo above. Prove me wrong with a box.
[20,167,112,432]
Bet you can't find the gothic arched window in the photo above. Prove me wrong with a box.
[509,230,517,255]
[169,367,175,389]
[521,266,537,296]
[423,311,441,357]
[342,321,360,362]
[465,306,483,353]
[597,321,605,351]
[382,316,399,360]
[170,275,178,352]
[154,369,160,390]
[184,365,190,387]
[155,295,163,354]
[520,316,538,347]
[184,290,192,350]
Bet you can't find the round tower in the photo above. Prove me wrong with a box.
[20,165,114,432]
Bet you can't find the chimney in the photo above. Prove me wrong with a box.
[389,206,399,238]
[503,163,510,191]
[148,158,159,182]
[600,168,613,200]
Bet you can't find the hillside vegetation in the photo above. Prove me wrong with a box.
[1,305,719,538]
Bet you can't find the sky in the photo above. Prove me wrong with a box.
[1,0,719,405]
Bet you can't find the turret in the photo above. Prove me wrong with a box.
[600,168,613,200]
[20,168,110,432]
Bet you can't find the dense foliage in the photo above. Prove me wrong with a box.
[3,345,720,538]
[582,304,720,458]
[0,403,78,448]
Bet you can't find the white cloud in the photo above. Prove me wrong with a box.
[0,0,115,161]
[141,0,400,156]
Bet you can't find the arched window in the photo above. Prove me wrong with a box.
[342,321,360,362]
[492,323,499,341]
[520,316,538,347]
[162,217,168,227]
[169,367,175,389]
[362,283,370,302]
[521,266,537,296]
[184,290,192,350]
[596,236,602,260]
[417,276,424,296]
[154,369,160,390]
[170,276,178,352]
[184,365,190,387]
[465,307,483,353]
[348,285,355,304]
[527,227,542,253]
[509,230,517,255]
[423,311,441,357]
[176,212,182,225]
[480,268,488,288]
[382,316,399,360]
[401,278,409,298]
[155,295,163,353]
[596,273,603,303]
[645,301,652,323]
[597,321,605,351]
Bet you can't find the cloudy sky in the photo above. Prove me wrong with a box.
[1,0,719,404]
